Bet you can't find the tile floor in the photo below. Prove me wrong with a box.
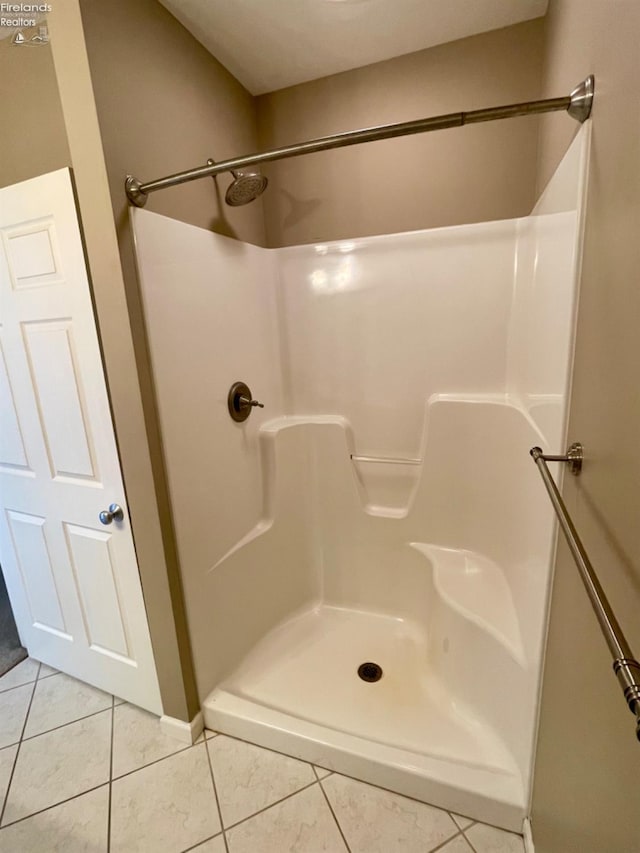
[0,658,526,852]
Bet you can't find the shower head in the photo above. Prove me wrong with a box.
[225,169,268,206]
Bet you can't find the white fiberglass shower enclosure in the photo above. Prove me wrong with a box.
[132,126,590,830]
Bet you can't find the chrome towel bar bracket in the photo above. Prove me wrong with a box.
[530,442,640,743]
[531,441,583,475]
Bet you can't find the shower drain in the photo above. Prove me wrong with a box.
[358,662,383,683]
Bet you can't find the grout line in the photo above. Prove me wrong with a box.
[0,678,38,695]
[429,828,467,852]
[223,779,319,834]
[311,765,319,781]
[0,684,36,695]
[463,829,480,853]
[318,777,352,852]
[35,662,58,681]
[112,741,195,782]
[323,764,462,814]
[0,660,39,694]
[204,739,229,853]
[312,765,333,781]
[20,705,113,744]
[180,830,226,853]
[0,675,38,826]
[0,783,109,830]
[107,696,114,852]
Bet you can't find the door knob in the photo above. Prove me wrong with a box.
[99,504,124,525]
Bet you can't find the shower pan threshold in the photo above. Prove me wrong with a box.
[202,604,525,831]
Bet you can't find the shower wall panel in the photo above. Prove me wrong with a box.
[277,221,516,458]
[507,126,591,443]
[132,212,304,690]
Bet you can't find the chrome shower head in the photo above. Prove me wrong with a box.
[225,169,268,206]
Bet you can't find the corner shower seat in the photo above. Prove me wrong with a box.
[410,543,526,665]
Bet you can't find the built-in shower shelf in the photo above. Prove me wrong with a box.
[410,543,526,666]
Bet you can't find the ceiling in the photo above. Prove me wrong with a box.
[159,0,548,95]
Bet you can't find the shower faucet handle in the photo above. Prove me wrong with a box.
[227,381,264,422]
[239,396,264,409]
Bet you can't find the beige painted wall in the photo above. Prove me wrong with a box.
[0,36,70,187]
[79,0,264,247]
[256,20,545,247]
[531,3,640,852]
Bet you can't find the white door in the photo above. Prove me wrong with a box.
[0,169,162,714]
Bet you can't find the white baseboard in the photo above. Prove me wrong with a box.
[160,711,204,745]
[523,818,535,853]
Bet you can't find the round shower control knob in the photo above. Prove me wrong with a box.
[228,381,264,422]
[99,504,124,525]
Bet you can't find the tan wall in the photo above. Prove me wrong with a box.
[0,36,70,187]
[531,3,640,852]
[78,0,264,246]
[256,20,545,248]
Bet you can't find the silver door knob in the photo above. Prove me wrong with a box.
[99,504,124,525]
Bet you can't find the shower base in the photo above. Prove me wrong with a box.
[202,603,525,831]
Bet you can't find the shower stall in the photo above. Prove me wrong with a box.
[129,96,591,831]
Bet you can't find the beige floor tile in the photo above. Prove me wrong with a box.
[23,673,112,739]
[189,835,227,852]
[438,835,475,852]
[110,743,221,853]
[0,684,32,749]
[0,659,39,693]
[112,703,188,778]
[323,773,458,853]
[0,785,108,852]
[452,813,475,830]
[0,745,17,804]
[314,766,332,780]
[37,664,58,679]
[226,784,347,853]
[2,710,111,825]
[207,735,316,828]
[465,823,525,853]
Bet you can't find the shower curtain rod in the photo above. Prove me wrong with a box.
[125,75,594,208]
